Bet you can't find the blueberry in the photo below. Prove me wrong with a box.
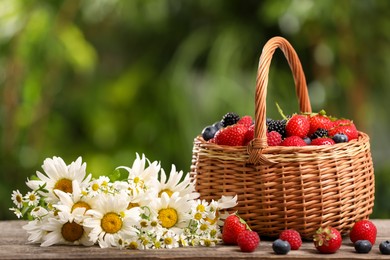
[332,133,348,143]
[212,121,223,131]
[272,239,291,255]
[303,136,311,145]
[354,240,372,253]
[380,241,390,255]
[201,125,218,141]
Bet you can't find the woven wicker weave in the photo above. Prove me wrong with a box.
[190,36,375,239]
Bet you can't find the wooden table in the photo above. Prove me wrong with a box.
[1,220,390,259]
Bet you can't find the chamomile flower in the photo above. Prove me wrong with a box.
[160,230,180,249]
[25,191,40,206]
[83,193,139,248]
[158,165,199,200]
[117,153,160,194]
[149,192,192,232]
[23,214,51,243]
[30,206,49,219]
[11,189,24,208]
[26,157,91,203]
[9,207,23,218]
[40,211,93,247]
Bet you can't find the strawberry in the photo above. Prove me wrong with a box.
[286,115,310,138]
[313,227,342,254]
[310,138,335,146]
[214,124,248,146]
[267,131,282,146]
[328,123,358,141]
[280,136,307,146]
[222,213,249,245]
[279,229,302,250]
[238,116,253,127]
[350,220,377,245]
[243,124,255,146]
[309,113,333,136]
[237,230,260,252]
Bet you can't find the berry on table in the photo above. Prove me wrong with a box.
[354,240,372,253]
[221,112,240,127]
[279,229,302,250]
[237,230,260,252]
[350,220,377,245]
[272,239,291,255]
[379,241,390,255]
[313,226,342,254]
[222,213,249,245]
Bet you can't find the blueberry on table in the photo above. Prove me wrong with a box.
[272,239,291,255]
[354,240,372,253]
[380,241,390,255]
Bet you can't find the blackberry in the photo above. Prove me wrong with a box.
[354,240,372,253]
[221,112,240,127]
[266,118,287,137]
[310,128,328,140]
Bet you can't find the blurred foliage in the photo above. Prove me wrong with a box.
[1,0,390,219]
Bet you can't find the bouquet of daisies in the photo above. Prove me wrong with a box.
[10,154,237,249]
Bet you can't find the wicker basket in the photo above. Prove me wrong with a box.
[190,36,375,239]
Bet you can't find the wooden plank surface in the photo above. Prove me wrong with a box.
[1,220,389,260]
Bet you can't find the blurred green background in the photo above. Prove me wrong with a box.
[1,0,390,219]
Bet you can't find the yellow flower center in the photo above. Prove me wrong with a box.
[127,202,140,210]
[158,189,174,198]
[140,220,148,228]
[210,229,217,237]
[158,208,178,228]
[71,201,91,212]
[200,223,208,231]
[204,239,212,247]
[92,183,99,191]
[196,204,205,212]
[194,212,202,221]
[101,212,123,234]
[151,221,158,227]
[16,195,23,203]
[28,193,36,202]
[129,241,138,249]
[61,221,84,242]
[133,177,140,184]
[154,241,161,248]
[54,178,73,194]
[164,237,173,245]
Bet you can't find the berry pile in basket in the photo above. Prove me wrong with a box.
[200,110,359,146]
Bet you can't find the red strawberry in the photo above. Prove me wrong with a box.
[243,124,255,146]
[279,229,302,250]
[267,131,282,146]
[280,136,307,146]
[310,138,335,146]
[214,124,248,146]
[309,113,333,136]
[238,116,253,127]
[350,220,377,245]
[222,213,249,245]
[286,115,310,138]
[329,122,358,141]
[313,227,342,254]
[237,230,260,252]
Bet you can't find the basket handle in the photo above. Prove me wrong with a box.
[248,36,312,164]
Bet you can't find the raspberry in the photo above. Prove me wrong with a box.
[238,116,253,127]
[267,131,282,146]
[243,124,255,146]
[279,229,302,250]
[237,230,260,252]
